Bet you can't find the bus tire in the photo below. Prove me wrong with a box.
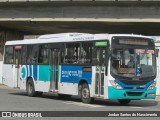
[118,99,131,105]
[27,79,37,97]
[81,83,94,104]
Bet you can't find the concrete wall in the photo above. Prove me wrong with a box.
[0,31,24,60]
[1,4,160,20]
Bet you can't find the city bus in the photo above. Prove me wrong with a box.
[2,33,157,105]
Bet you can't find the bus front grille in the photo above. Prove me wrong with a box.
[126,92,144,96]
[119,80,150,85]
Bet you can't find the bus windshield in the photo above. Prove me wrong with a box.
[111,37,156,80]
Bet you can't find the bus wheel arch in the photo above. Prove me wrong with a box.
[26,76,33,92]
[26,77,43,97]
[78,80,87,97]
[78,80,94,104]
[26,77,38,97]
[26,77,33,86]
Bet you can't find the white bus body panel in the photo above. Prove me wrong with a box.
[90,66,96,97]
[3,64,15,87]
[58,83,78,95]
[20,79,26,90]
[34,81,50,93]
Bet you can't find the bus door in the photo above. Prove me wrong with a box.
[49,49,60,92]
[14,46,22,88]
[94,47,106,97]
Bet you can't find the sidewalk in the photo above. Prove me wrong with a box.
[0,84,12,89]
[156,95,160,101]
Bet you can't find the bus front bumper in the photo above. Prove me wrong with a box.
[108,86,156,100]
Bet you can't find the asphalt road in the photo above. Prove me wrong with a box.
[0,84,160,120]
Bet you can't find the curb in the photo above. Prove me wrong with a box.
[0,84,11,89]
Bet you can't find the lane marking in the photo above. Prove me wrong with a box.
[63,101,160,111]
[63,101,104,108]
[130,107,160,111]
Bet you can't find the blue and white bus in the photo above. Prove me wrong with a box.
[2,33,157,104]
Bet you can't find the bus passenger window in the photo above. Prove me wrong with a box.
[4,46,14,64]
[21,46,27,64]
[80,42,93,64]
[64,43,80,64]
[38,45,49,64]
[27,45,39,64]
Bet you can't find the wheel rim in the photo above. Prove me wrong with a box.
[82,88,89,99]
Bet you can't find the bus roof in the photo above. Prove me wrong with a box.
[5,33,152,46]
[109,34,152,39]
[5,33,109,45]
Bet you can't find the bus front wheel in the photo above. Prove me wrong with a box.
[118,99,131,105]
[81,83,94,104]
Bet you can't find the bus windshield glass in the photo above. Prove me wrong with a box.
[111,37,156,80]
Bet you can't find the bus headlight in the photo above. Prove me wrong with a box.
[109,80,122,89]
[147,81,156,90]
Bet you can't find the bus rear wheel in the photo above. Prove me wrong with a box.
[81,83,94,104]
[118,99,131,105]
[27,79,37,97]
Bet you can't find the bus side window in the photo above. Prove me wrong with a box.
[65,43,80,64]
[65,48,74,63]
[38,45,49,64]
[4,46,14,64]
[27,45,39,64]
[81,42,93,64]
[21,46,27,64]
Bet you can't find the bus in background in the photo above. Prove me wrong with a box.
[2,33,157,105]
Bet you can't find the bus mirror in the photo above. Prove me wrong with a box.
[156,49,159,57]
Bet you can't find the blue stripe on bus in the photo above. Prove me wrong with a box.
[61,65,92,84]
[33,65,37,80]
[20,65,50,81]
